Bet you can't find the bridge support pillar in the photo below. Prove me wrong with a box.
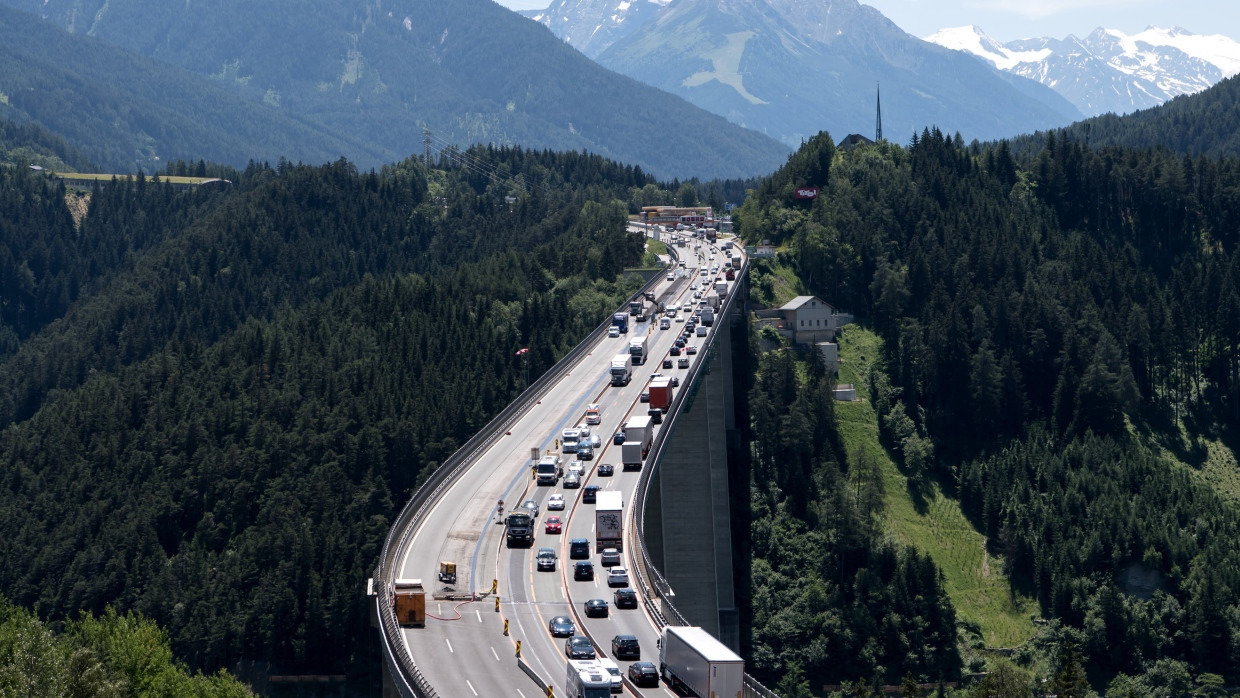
[644,312,739,650]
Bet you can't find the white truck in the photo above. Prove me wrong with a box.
[714,280,728,296]
[621,415,653,470]
[566,659,613,698]
[561,427,582,453]
[536,454,562,485]
[658,626,744,698]
[628,335,649,366]
[595,491,623,553]
[609,353,632,386]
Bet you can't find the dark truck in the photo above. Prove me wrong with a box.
[505,506,536,547]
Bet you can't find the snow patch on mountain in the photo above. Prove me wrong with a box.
[925,24,1240,116]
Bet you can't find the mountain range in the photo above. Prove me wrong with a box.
[926,25,1240,117]
[525,0,1083,147]
[0,0,789,179]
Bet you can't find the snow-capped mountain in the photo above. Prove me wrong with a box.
[926,25,1240,116]
[523,0,1082,146]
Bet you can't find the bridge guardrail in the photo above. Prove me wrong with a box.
[373,234,676,697]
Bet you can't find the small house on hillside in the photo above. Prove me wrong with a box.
[780,296,851,344]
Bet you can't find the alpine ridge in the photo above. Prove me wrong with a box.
[926,24,1240,116]
[526,0,1083,146]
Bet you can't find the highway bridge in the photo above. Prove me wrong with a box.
[371,227,778,698]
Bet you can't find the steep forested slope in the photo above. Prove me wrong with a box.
[736,130,1240,687]
[1011,74,1240,159]
[0,0,789,179]
[0,149,652,678]
[0,5,379,173]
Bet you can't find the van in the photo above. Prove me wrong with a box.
[699,268,708,277]
[659,317,670,330]
[570,538,591,559]
[585,404,601,425]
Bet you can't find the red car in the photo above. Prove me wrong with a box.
[545,515,563,534]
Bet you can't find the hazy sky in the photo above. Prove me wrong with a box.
[490,0,1240,43]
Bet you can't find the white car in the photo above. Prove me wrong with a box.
[548,494,565,511]
[567,460,584,477]
[607,567,630,587]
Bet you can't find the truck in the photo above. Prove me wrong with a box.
[609,353,632,386]
[714,280,728,297]
[621,415,653,470]
[629,299,644,316]
[731,252,742,268]
[725,267,735,281]
[536,454,562,485]
[611,312,628,334]
[505,506,536,546]
[628,335,649,366]
[658,626,744,698]
[562,428,582,453]
[700,306,715,327]
[566,659,613,698]
[585,403,602,425]
[648,376,674,411]
[595,491,623,553]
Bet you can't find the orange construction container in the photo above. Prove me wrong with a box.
[393,579,426,627]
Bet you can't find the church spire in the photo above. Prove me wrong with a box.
[876,82,883,142]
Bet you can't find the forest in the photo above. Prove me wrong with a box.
[0,146,653,683]
[735,125,1240,694]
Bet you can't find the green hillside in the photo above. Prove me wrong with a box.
[0,0,790,179]
[736,129,1240,691]
[0,5,380,173]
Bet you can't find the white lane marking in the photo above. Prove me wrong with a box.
[476,609,482,622]
[445,638,454,654]
[491,645,500,661]
[465,679,478,696]
[517,691,527,698]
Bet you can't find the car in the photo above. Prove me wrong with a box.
[600,548,621,567]
[547,494,565,511]
[628,661,658,687]
[670,346,682,356]
[597,658,624,693]
[574,560,595,581]
[521,500,539,518]
[678,357,690,369]
[565,635,596,659]
[614,587,638,609]
[607,567,629,587]
[548,615,575,637]
[665,272,674,281]
[686,345,698,355]
[696,325,708,337]
[569,538,591,559]
[611,634,640,660]
[564,471,581,489]
[694,291,702,299]
[640,391,650,403]
[577,443,594,460]
[675,315,686,322]
[662,358,673,369]
[567,459,584,477]
[674,338,686,348]
[588,433,602,449]
[597,462,614,477]
[544,515,563,534]
[690,283,699,291]
[583,484,600,504]
[613,431,625,445]
[536,547,557,571]
[584,598,609,618]
[669,375,680,387]
[608,325,620,338]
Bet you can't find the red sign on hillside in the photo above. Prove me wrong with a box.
[794,187,819,200]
